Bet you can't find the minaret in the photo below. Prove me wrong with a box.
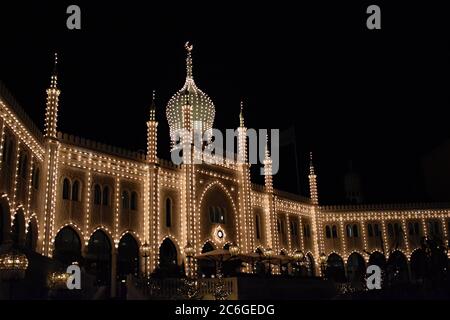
[308,152,319,205]
[236,101,252,252]
[264,135,278,254]
[146,90,158,163]
[44,53,60,139]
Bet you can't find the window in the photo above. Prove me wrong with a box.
[346,224,353,238]
[62,178,70,200]
[368,224,374,237]
[306,224,311,238]
[414,222,419,235]
[32,166,39,189]
[130,192,138,210]
[102,186,109,206]
[94,184,102,205]
[332,225,338,238]
[280,219,285,235]
[374,224,380,237]
[6,139,13,167]
[72,180,80,201]
[209,206,226,224]
[394,223,400,237]
[18,152,28,179]
[408,222,414,236]
[165,198,172,227]
[325,225,331,239]
[290,221,298,237]
[122,191,130,209]
[353,224,359,238]
[388,223,394,237]
[255,215,261,239]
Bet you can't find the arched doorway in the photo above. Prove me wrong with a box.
[157,238,181,277]
[54,226,82,265]
[25,217,38,251]
[369,251,386,269]
[386,251,409,285]
[347,253,366,289]
[117,233,140,280]
[305,253,315,277]
[86,230,112,286]
[326,253,346,282]
[410,249,427,282]
[11,210,25,247]
[0,196,11,246]
[198,241,215,278]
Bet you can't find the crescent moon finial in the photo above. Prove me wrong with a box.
[185,41,193,52]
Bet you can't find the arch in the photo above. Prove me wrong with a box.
[368,251,386,268]
[386,250,409,283]
[86,229,112,286]
[0,196,11,246]
[325,225,331,239]
[11,208,25,246]
[25,216,38,251]
[72,180,80,201]
[199,181,237,244]
[332,225,338,238]
[157,237,182,277]
[62,178,71,200]
[117,233,140,280]
[410,248,427,281]
[304,252,315,277]
[54,226,82,265]
[326,253,346,283]
[347,252,366,288]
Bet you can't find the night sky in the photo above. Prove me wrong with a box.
[0,1,449,204]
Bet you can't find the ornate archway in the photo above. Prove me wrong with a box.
[369,251,386,269]
[157,238,182,277]
[86,229,112,286]
[11,209,25,247]
[386,251,409,284]
[0,198,10,246]
[326,253,346,283]
[54,226,82,265]
[347,252,366,288]
[117,233,140,280]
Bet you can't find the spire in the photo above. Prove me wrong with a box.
[149,90,156,121]
[185,41,193,79]
[239,100,245,127]
[50,52,58,89]
[309,152,315,175]
[265,134,271,159]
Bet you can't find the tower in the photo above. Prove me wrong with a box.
[146,90,158,163]
[44,53,60,139]
[308,152,319,205]
[42,53,62,256]
[264,135,278,253]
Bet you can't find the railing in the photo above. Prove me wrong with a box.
[133,277,236,299]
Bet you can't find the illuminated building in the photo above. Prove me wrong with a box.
[0,44,449,295]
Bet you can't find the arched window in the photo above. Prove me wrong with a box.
[130,192,138,210]
[122,191,130,209]
[374,224,380,237]
[353,224,359,238]
[255,215,261,239]
[72,180,80,201]
[408,222,414,236]
[165,198,172,227]
[306,224,311,238]
[62,178,71,200]
[414,222,419,235]
[346,224,353,238]
[102,186,109,206]
[209,207,225,224]
[387,223,394,237]
[18,152,28,179]
[94,184,102,205]
[290,220,298,237]
[332,225,338,238]
[394,223,400,237]
[325,225,331,239]
[368,224,374,237]
[32,166,40,189]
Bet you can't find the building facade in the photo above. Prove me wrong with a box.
[1,46,449,293]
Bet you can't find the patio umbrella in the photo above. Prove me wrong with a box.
[194,249,233,262]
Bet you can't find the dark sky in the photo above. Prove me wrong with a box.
[0,1,449,204]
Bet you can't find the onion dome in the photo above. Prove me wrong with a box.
[166,42,215,142]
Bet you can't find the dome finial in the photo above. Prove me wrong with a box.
[185,41,194,79]
[149,89,156,121]
[50,52,59,88]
